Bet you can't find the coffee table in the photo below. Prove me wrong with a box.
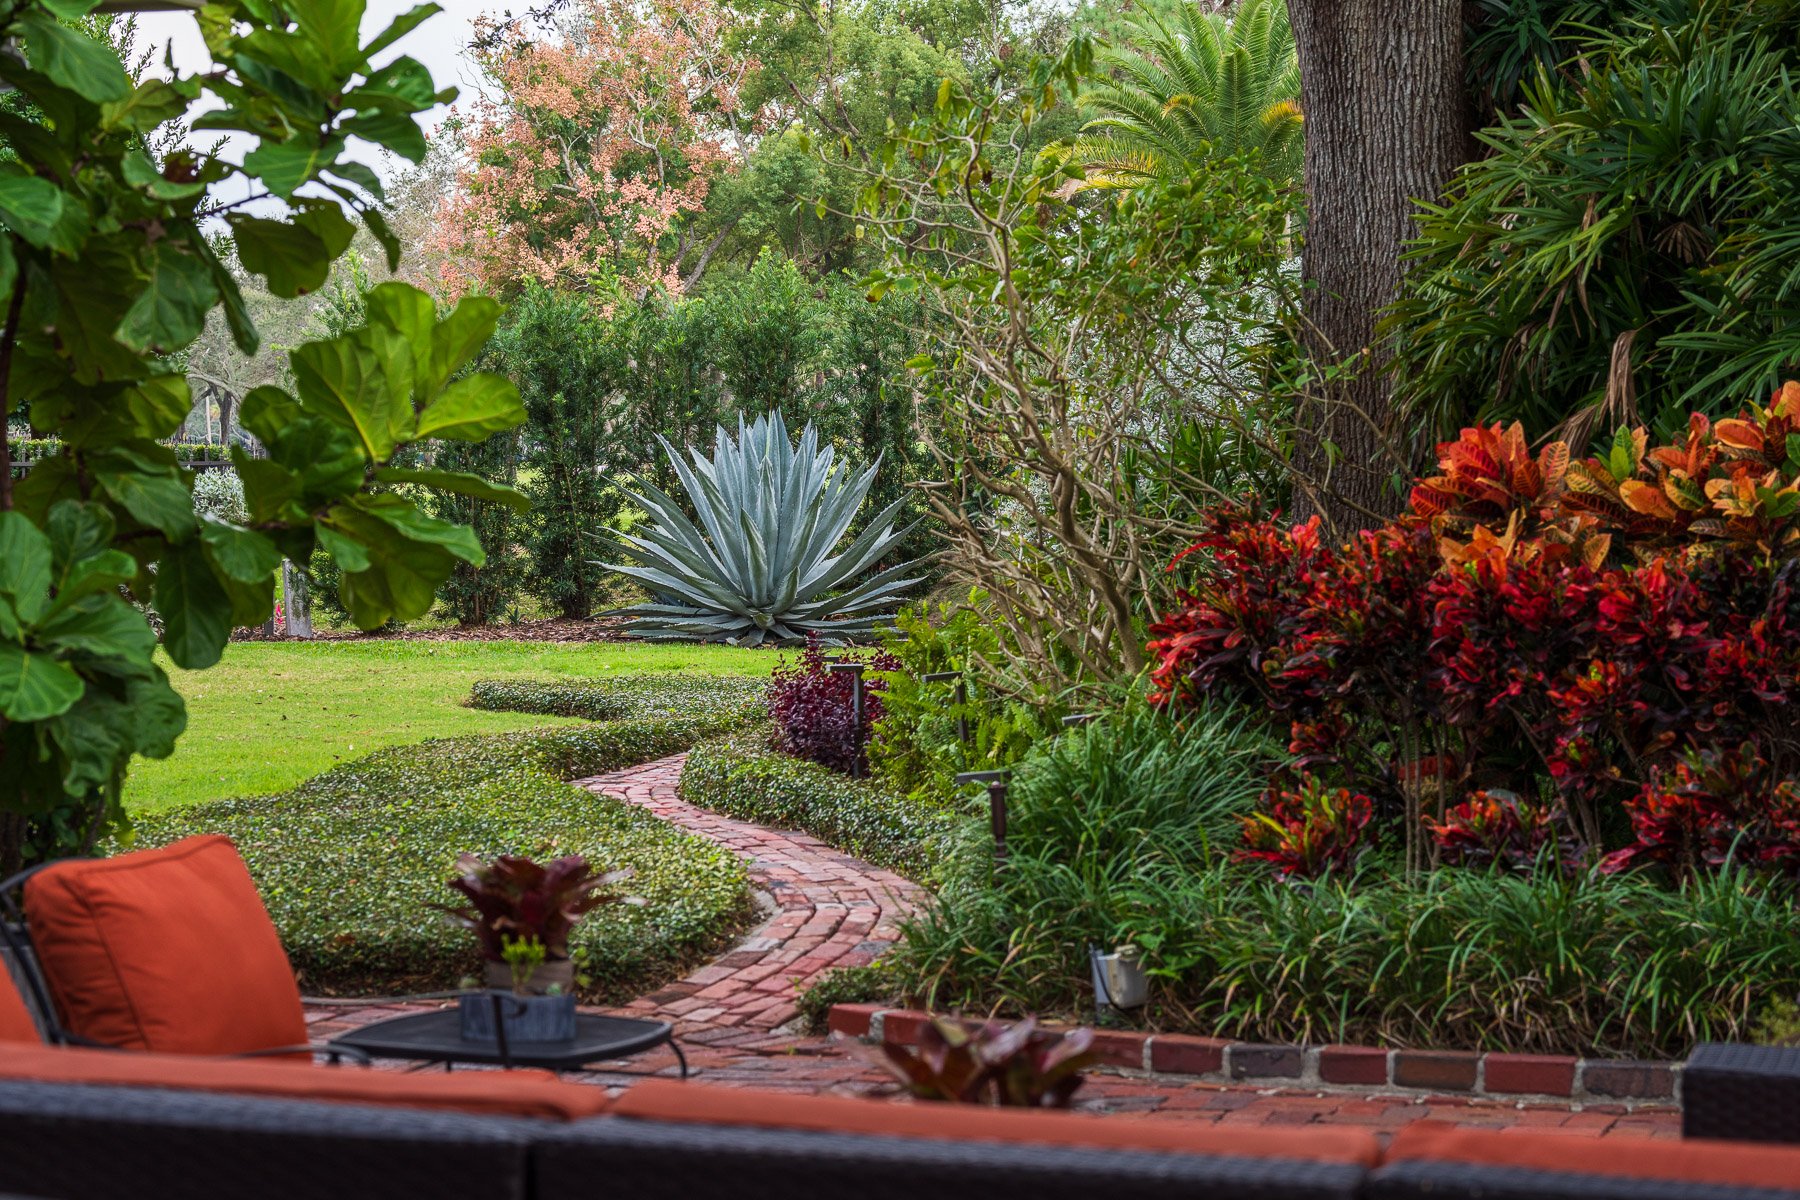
[328,1008,688,1077]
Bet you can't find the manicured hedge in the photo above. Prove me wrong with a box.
[9,438,222,463]
[131,702,760,1000]
[679,729,965,879]
[469,674,766,726]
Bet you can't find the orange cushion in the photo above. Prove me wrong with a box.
[0,964,39,1044]
[0,1043,611,1121]
[612,1079,1380,1166]
[1386,1122,1800,1191]
[24,835,307,1055]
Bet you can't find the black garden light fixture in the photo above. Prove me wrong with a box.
[825,660,868,778]
[954,769,1011,863]
[922,670,970,745]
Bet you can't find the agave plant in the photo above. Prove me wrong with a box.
[599,411,922,645]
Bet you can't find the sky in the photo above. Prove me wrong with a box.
[129,1,505,196]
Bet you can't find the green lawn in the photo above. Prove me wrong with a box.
[126,640,775,814]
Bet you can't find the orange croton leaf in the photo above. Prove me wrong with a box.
[1713,418,1766,453]
[1706,474,1760,517]
[1537,440,1570,489]
[1619,479,1678,520]
[1772,381,1800,421]
[1662,473,1707,512]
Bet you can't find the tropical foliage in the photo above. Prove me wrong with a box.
[1150,385,1800,880]
[860,38,1303,695]
[601,411,921,644]
[1393,0,1800,443]
[0,0,524,868]
[1074,0,1303,188]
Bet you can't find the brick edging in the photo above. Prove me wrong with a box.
[826,1005,1681,1106]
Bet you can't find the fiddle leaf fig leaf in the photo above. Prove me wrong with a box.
[116,242,217,353]
[0,173,77,253]
[0,514,52,625]
[199,518,282,584]
[19,12,132,103]
[230,214,332,297]
[153,541,233,669]
[375,468,531,513]
[0,643,83,722]
[413,375,525,443]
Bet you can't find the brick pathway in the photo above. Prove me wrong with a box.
[577,752,925,1030]
[301,753,1681,1138]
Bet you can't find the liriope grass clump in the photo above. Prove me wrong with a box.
[888,702,1800,1057]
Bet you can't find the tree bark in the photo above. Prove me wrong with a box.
[1287,0,1469,533]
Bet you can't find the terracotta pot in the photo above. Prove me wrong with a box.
[482,956,575,994]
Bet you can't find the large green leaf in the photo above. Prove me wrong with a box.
[116,242,217,352]
[427,295,501,394]
[242,136,340,199]
[45,502,136,614]
[153,541,232,669]
[19,12,131,103]
[351,494,485,564]
[291,331,406,460]
[125,671,186,758]
[341,109,427,162]
[0,513,52,624]
[96,462,195,539]
[413,374,525,442]
[364,282,435,397]
[38,597,156,661]
[0,173,73,251]
[230,214,332,297]
[199,518,282,583]
[374,467,531,512]
[363,2,441,59]
[104,81,194,135]
[0,643,83,721]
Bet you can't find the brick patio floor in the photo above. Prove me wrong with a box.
[302,753,1681,1139]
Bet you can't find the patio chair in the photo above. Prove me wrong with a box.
[0,834,364,1062]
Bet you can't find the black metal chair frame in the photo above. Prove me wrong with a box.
[0,859,368,1064]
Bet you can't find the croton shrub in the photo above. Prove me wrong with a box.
[1151,385,1800,881]
[766,637,901,774]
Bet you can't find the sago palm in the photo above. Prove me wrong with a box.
[1074,0,1303,189]
[598,411,922,645]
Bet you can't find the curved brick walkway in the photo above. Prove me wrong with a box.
[301,752,1679,1136]
[576,752,924,1032]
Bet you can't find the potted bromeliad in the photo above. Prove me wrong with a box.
[432,853,627,1044]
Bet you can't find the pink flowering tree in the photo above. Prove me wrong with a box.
[431,0,758,298]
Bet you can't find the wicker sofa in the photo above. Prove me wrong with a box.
[0,1046,1798,1200]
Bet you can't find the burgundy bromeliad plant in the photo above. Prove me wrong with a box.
[868,1016,1099,1108]
[1150,384,1800,882]
[766,635,902,774]
[432,853,627,988]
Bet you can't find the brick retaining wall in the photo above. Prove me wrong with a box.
[828,1005,1680,1105]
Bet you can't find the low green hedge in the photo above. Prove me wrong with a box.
[9,438,222,463]
[469,674,766,726]
[680,729,965,879]
[131,702,761,1000]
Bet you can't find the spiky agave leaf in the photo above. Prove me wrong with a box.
[597,411,924,645]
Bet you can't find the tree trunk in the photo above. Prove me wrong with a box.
[1287,0,1469,533]
[282,560,313,639]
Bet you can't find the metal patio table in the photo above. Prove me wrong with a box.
[329,1006,688,1077]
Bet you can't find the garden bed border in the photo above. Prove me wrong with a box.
[826,1005,1681,1106]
